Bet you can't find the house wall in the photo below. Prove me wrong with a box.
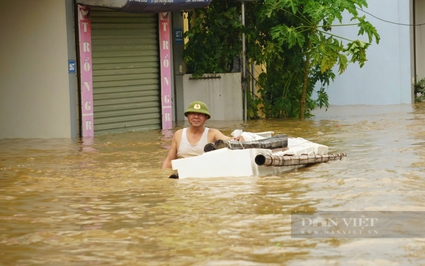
[0,0,77,139]
[182,73,243,121]
[172,11,185,122]
[416,0,425,80]
[322,0,413,105]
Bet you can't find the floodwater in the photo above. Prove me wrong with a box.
[1,104,425,265]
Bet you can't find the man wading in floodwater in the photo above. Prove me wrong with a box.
[161,101,244,169]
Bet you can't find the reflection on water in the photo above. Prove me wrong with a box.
[1,104,425,265]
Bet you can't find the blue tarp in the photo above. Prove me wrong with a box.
[77,0,211,13]
[122,0,211,13]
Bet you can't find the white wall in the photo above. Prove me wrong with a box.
[182,73,243,121]
[322,0,413,105]
[416,0,425,80]
[0,0,74,138]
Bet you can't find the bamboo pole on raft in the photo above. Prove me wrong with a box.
[255,153,347,167]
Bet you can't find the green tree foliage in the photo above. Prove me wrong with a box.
[183,0,242,77]
[184,0,380,119]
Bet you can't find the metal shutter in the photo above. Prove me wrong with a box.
[90,7,161,134]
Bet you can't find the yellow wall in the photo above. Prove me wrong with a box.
[0,0,73,138]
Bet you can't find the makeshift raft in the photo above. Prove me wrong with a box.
[171,131,346,179]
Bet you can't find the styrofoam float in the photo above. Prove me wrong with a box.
[171,131,345,179]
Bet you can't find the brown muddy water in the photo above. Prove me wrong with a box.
[1,104,425,265]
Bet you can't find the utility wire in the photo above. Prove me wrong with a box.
[357,8,425,27]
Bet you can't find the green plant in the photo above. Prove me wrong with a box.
[414,76,425,102]
[258,0,380,119]
[183,0,242,78]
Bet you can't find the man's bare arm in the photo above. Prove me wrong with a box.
[161,135,178,169]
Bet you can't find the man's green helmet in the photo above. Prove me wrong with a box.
[184,101,211,119]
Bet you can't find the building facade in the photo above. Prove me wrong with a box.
[0,0,209,138]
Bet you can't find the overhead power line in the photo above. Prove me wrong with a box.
[357,8,425,27]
